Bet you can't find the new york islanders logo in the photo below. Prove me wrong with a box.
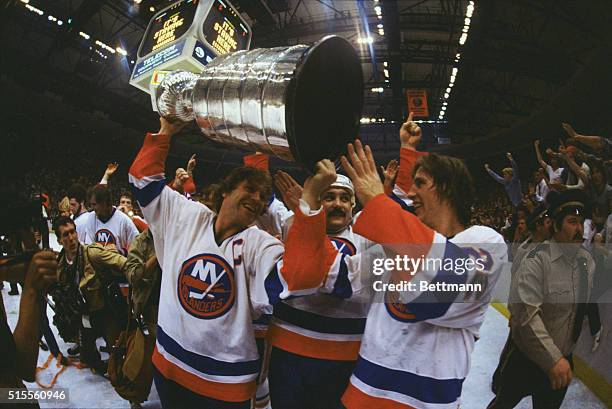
[177,254,235,319]
[329,237,356,257]
[95,229,116,246]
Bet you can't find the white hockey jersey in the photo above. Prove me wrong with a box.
[81,209,138,255]
[269,210,383,361]
[291,194,507,409]
[129,133,332,402]
[73,211,90,243]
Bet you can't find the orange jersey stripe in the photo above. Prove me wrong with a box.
[129,133,171,179]
[268,324,360,361]
[152,347,256,403]
[342,382,416,409]
[396,148,428,193]
[281,208,338,291]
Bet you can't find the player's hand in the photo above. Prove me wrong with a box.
[187,154,197,176]
[548,357,573,390]
[399,112,421,149]
[158,116,187,136]
[172,168,189,191]
[275,171,303,212]
[24,251,58,294]
[534,139,540,147]
[341,139,385,207]
[302,160,336,210]
[506,152,513,161]
[484,163,490,170]
[381,159,399,187]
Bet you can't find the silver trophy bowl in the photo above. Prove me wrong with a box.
[155,35,363,170]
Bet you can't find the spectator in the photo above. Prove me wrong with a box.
[485,153,523,206]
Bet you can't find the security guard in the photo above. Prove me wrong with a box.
[491,204,553,394]
[488,190,594,409]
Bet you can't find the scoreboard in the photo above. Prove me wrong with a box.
[203,0,250,55]
[130,0,251,93]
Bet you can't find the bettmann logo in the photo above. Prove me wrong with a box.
[177,254,236,319]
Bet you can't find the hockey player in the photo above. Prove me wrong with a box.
[267,171,380,409]
[81,184,139,256]
[128,117,337,408]
[283,136,507,409]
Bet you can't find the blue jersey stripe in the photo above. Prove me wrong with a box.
[331,255,353,299]
[130,178,166,207]
[385,241,468,323]
[273,301,366,335]
[353,355,464,404]
[264,265,284,306]
[157,326,260,376]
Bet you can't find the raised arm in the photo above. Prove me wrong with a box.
[396,112,428,194]
[99,162,118,185]
[485,163,505,184]
[534,140,549,169]
[561,151,589,188]
[562,122,606,151]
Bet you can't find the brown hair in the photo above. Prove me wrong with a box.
[413,154,475,227]
[213,166,272,214]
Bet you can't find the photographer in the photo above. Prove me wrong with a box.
[52,216,127,375]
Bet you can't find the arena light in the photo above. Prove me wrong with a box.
[370,87,384,93]
[445,87,451,93]
[378,29,385,36]
[48,15,57,21]
[377,24,383,29]
[456,53,461,59]
[116,47,128,55]
[57,20,63,25]
[383,69,389,77]
[459,33,468,45]
[444,92,449,99]
[357,36,374,44]
[96,40,116,53]
[149,6,155,12]
[25,4,43,15]
[383,61,388,67]
[134,0,142,3]
[374,6,382,15]
[79,31,90,40]
[466,4,474,18]
[452,67,458,76]
[464,17,471,26]
[20,0,29,3]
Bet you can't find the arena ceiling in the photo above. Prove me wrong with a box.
[1,0,611,158]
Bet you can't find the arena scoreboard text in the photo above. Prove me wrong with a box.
[129,0,251,93]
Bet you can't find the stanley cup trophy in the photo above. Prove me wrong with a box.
[130,0,363,170]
